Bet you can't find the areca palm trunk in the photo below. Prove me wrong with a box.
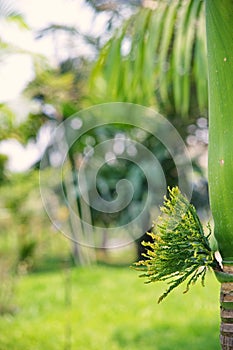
[206,1,233,348]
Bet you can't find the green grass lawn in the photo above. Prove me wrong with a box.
[0,264,221,350]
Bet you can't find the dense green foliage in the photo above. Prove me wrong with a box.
[135,187,217,302]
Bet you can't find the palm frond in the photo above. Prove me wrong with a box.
[36,25,79,40]
[90,0,207,117]
[0,0,28,29]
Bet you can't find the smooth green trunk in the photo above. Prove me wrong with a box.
[206,1,233,349]
[206,0,233,261]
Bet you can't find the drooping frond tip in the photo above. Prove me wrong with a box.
[134,187,217,303]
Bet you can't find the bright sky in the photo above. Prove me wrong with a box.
[0,0,108,102]
[0,0,108,171]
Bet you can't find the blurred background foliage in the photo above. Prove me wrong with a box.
[0,0,210,320]
[90,0,207,117]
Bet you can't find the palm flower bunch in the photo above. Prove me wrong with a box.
[135,187,218,303]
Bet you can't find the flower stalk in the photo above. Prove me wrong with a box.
[134,187,217,303]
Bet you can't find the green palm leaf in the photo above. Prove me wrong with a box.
[90,0,207,117]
